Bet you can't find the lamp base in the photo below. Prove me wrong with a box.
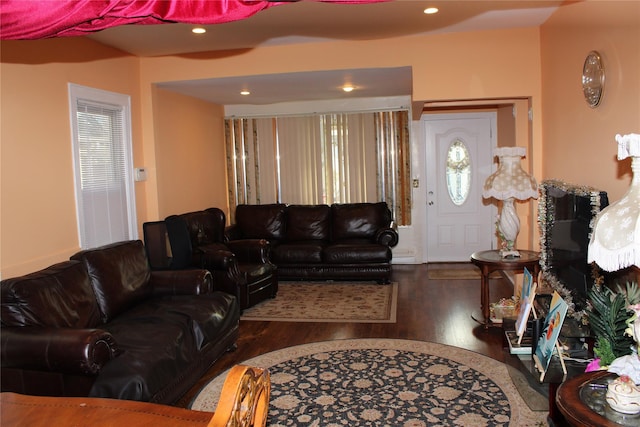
[500,249,521,259]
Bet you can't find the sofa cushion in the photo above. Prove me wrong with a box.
[323,241,392,264]
[71,241,152,323]
[331,202,391,241]
[235,204,286,240]
[89,292,238,402]
[1,261,101,328]
[285,204,330,241]
[182,210,226,247]
[272,242,324,264]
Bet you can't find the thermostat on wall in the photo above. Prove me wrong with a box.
[134,167,147,182]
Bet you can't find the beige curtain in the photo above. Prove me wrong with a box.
[318,113,377,204]
[375,110,411,225]
[225,110,411,225]
[225,118,277,221]
[275,116,323,204]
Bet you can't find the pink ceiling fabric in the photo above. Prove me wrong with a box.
[0,0,278,39]
[0,0,384,40]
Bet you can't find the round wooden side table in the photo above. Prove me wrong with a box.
[556,370,639,427]
[470,249,540,329]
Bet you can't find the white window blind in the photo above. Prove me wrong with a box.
[225,110,410,224]
[69,84,137,249]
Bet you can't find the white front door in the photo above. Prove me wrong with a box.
[423,113,496,261]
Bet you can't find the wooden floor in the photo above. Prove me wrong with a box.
[175,262,515,408]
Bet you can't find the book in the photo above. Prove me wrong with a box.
[505,330,532,355]
[533,291,569,381]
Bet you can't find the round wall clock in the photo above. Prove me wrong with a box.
[582,51,605,108]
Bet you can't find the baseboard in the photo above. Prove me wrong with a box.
[392,256,417,264]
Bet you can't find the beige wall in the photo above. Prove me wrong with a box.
[2,1,638,276]
[540,0,640,201]
[0,26,550,277]
[137,27,543,248]
[0,38,143,278]
[152,88,227,218]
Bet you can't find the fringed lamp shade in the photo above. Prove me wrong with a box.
[588,133,640,272]
[483,147,538,200]
[483,147,538,257]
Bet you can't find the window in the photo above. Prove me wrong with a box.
[225,110,411,225]
[445,139,471,205]
[68,84,137,249]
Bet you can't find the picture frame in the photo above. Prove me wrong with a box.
[533,291,568,381]
[515,267,537,343]
[520,267,534,303]
[515,298,533,343]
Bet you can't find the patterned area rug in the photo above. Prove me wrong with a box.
[191,339,547,427]
[241,282,398,323]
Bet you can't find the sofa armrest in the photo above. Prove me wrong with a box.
[197,248,238,271]
[150,269,213,295]
[226,239,271,264]
[1,328,118,375]
[375,221,399,247]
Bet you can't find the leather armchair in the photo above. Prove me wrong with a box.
[164,208,278,311]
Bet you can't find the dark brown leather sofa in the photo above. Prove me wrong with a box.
[0,240,240,404]
[226,202,399,283]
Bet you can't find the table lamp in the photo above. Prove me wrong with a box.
[588,133,640,272]
[483,147,538,258]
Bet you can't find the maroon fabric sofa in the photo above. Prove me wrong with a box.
[0,240,239,404]
[225,202,399,283]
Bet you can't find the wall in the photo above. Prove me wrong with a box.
[138,27,543,263]
[0,26,544,275]
[5,3,637,275]
[540,0,640,201]
[152,88,227,218]
[0,38,142,278]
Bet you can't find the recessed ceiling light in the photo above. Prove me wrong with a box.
[424,7,439,14]
[192,27,206,34]
[240,90,250,96]
[342,85,355,93]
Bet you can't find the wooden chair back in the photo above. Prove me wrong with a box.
[209,365,271,427]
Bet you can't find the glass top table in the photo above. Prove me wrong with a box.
[557,371,640,427]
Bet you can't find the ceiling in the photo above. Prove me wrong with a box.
[87,0,563,106]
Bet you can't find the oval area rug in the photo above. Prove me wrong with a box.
[191,339,547,427]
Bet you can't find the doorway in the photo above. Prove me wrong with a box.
[423,113,496,261]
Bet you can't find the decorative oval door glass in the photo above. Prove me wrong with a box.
[446,140,471,205]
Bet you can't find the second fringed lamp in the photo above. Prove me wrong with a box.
[588,133,640,272]
[483,147,538,258]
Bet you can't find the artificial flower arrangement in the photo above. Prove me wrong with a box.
[490,296,518,322]
[585,282,640,414]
